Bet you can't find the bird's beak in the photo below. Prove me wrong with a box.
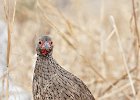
[41,41,51,50]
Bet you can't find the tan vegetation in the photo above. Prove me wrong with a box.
[0,0,140,100]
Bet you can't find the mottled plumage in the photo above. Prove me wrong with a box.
[33,36,95,100]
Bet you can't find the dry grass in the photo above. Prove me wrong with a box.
[0,0,140,100]
[2,0,16,99]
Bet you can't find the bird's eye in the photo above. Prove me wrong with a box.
[39,41,42,44]
[49,41,53,45]
[50,41,53,44]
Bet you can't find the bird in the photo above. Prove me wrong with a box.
[33,35,95,100]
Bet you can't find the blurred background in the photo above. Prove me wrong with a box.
[0,0,140,100]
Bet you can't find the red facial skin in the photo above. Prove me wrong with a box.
[41,49,48,55]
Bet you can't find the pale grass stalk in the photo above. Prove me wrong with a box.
[131,0,140,79]
[105,29,115,41]
[12,0,16,28]
[110,16,136,98]
[79,47,134,99]
[58,11,74,37]
[37,0,75,37]
[99,81,134,100]
[2,0,16,99]
[49,1,94,40]
[36,1,77,50]
[3,0,10,99]
[37,0,93,41]
[100,26,132,98]
[101,15,136,99]
[49,4,76,39]
[102,66,137,95]
[131,0,140,44]
[132,0,140,43]
[80,56,129,99]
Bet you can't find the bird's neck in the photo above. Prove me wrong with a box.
[35,54,55,75]
[37,52,53,60]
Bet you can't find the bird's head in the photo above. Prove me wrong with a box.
[36,36,53,56]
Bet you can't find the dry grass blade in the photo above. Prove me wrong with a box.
[3,0,10,99]
[131,0,140,77]
[110,15,136,98]
[132,0,140,44]
[12,0,16,28]
[99,81,134,100]
[2,0,17,99]
[47,3,75,37]
[36,1,76,50]
[102,66,137,95]
[3,0,10,69]
[105,29,115,41]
